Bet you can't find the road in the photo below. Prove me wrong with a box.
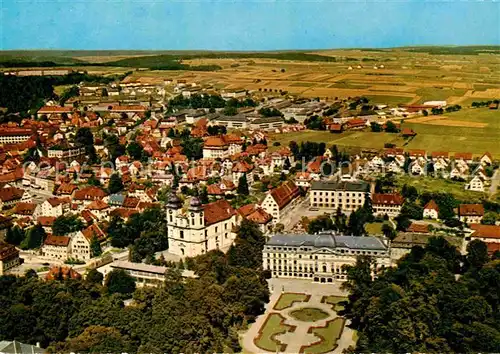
[489,169,500,196]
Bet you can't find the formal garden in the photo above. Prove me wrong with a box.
[251,292,351,353]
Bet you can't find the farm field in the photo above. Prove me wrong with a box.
[270,106,500,158]
[2,47,499,105]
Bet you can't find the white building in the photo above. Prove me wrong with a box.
[372,193,404,217]
[263,232,390,283]
[167,195,238,258]
[465,175,486,192]
[0,128,32,144]
[423,200,439,219]
[42,235,70,260]
[458,204,484,224]
[310,180,370,213]
[261,181,300,224]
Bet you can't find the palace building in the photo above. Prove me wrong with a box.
[263,232,390,283]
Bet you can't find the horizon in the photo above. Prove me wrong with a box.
[2,1,499,51]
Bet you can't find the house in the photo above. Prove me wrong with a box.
[0,128,32,144]
[465,175,486,192]
[469,224,500,244]
[69,224,107,261]
[458,204,484,224]
[454,152,473,164]
[45,266,82,281]
[406,223,430,234]
[0,242,20,275]
[423,200,439,219]
[401,128,416,137]
[261,181,300,224]
[295,172,313,189]
[480,152,493,166]
[73,186,108,206]
[206,179,236,197]
[345,118,367,130]
[167,195,238,258]
[372,193,404,217]
[237,204,273,234]
[329,123,343,133]
[202,135,243,160]
[34,197,69,218]
[0,187,30,209]
[42,235,71,260]
[13,202,37,220]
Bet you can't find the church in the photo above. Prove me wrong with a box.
[166,193,238,258]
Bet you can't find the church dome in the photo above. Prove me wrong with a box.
[189,197,203,211]
[167,193,181,209]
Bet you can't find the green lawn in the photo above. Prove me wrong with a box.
[273,293,310,311]
[365,222,390,235]
[254,313,295,352]
[321,295,348,312]
[396,175,486,202]
[364,94,414,106]
[302,318,346,354]
[415,87,468,103]
[289,307,329,322]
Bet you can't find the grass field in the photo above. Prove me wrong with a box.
[396,175,486,202]
[321,296,348,312]
[365,222,391,235]
[290,308,330,322]
[302,318,346,354]
[254,313,295,352]
[273,293,310,311]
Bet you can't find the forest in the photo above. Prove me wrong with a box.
[341,237,500,353]
[0,220,269,353]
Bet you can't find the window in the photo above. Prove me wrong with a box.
[180,230,184,239]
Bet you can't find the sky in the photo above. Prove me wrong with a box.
[1,0,499,50]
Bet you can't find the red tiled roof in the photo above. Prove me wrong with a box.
[329,123,342,132]
[45,266,81,281]
[204,136,228,148]
[123,196,140,208]
[408,149,426,157]
[37,216,56,226]
[458,204,484,217]
[81,224,106,242]
[0,242,19,261]
[431,151,449,158]
[86,200,109,210]
[44,235,70,247]
[269,181,300,210]
[73,186,107,201]
[486,242,500,255]
[406,223,430,233]
[401,128,416,136]
[0,187,24,203]
[203,199,236,226]
[470,224,500,240]
[56,183,78,195]
[38,106,73,113]
[13,202,36,215]
[372,193,404,206]
[424,200,439,212]
[455,152,473,160]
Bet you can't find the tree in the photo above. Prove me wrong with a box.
[466,240,489,270]
[52,214,84,236]
[20,223,46,249]
[107,173,124,194]
[237,174,249,195]
[227,220,266,269]
[75,127,94,147]
[86,269,104,284]
[370,122,382,132]
[384,121,399,133]
[401,184,418,202]
[5,226,24,246]
[395,214,411,231]
[347,208,367,236]
[481,212,497,225]
[381,223,397,241]
[105,269,136,295]
[126,141,144,160]
[90,235,102,258]
[49,326,134,353]
[308,214,335,234]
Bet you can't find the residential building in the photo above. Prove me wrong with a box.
[372,193,404,217]
[0,187,30,209]
[262,232,390,283]
[0,242,20,275]
[68,224,107,261]
[167,195,238,258]
[423,200,439,219]
[42,235,70,260]
[0,341,44,354]
[310,180,369,212]
[469,224,500,244]
[202,135,243,159]
[0,128,32,144]
[458,204,484,224]
[465,175,486,192]
[261,181,300,224]
[47,144,86,160]
[237,204,273,234]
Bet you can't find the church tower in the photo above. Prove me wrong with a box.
[166,192,185,256]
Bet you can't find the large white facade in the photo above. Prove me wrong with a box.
[263,232,390,283]
[310,180,370,213]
